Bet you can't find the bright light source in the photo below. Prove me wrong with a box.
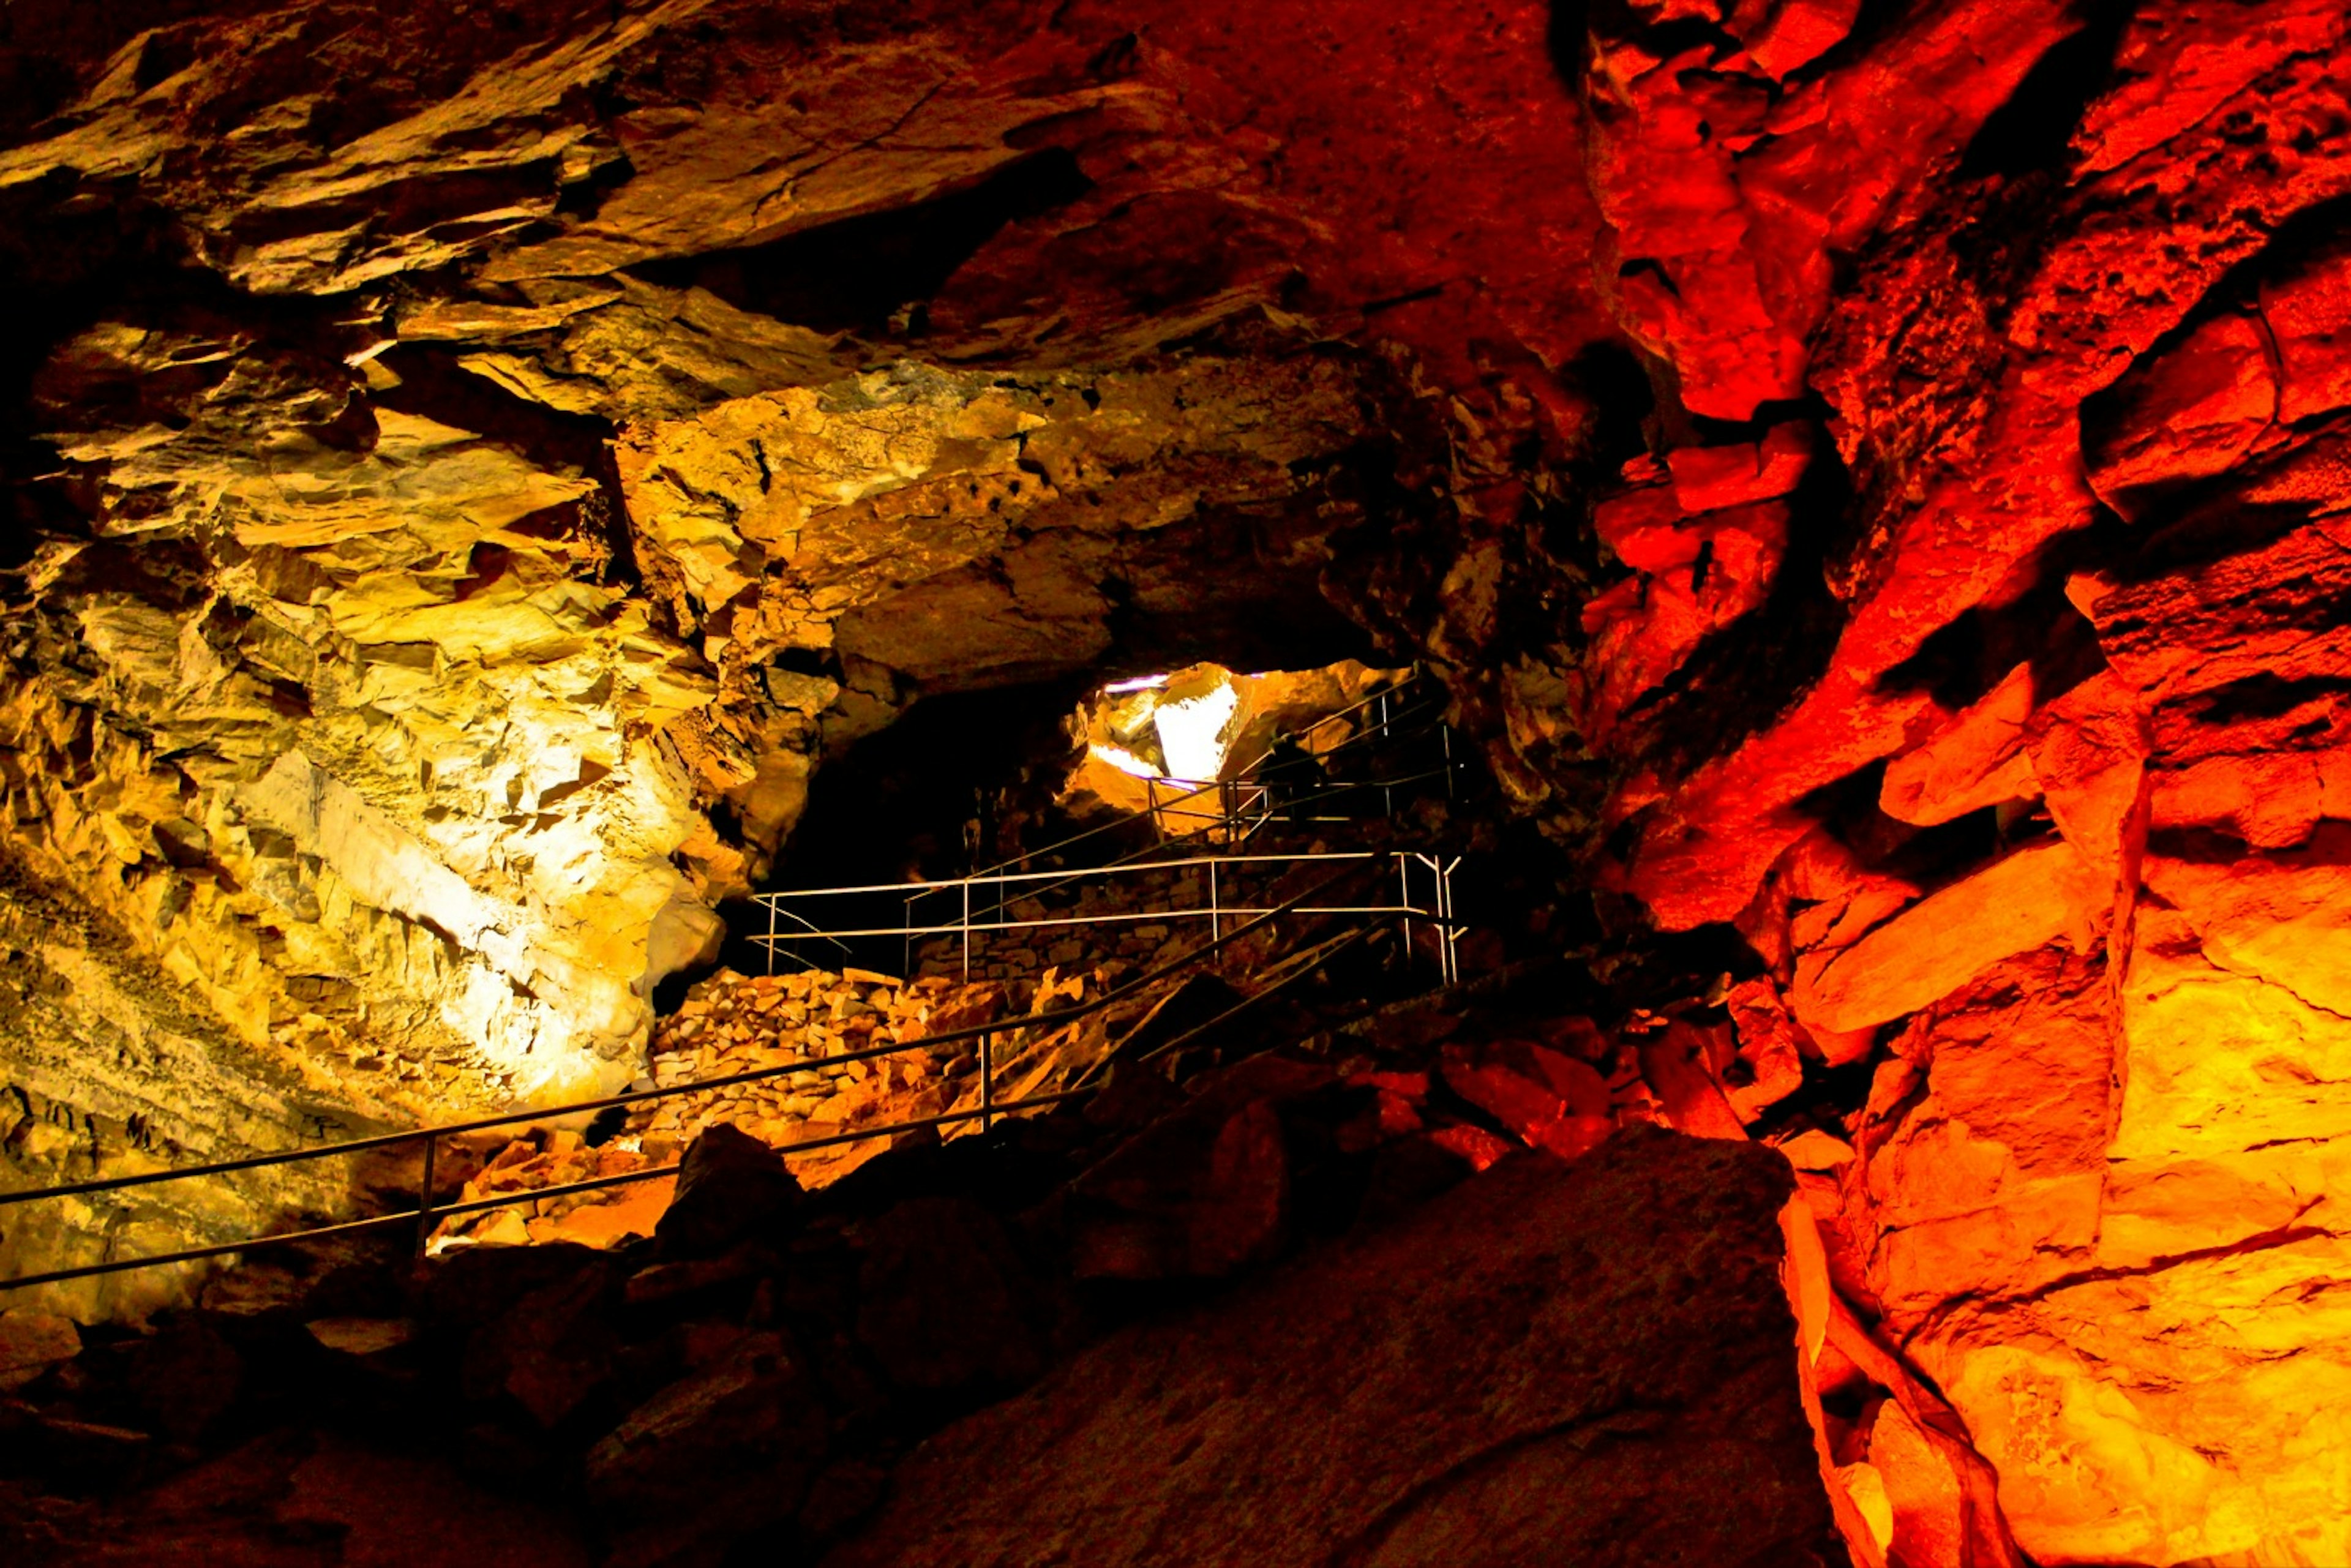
[1153,681,1239,780]
[1088,742,1161,779]
[1103,673,1169,694]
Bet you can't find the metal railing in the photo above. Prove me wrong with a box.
[0,676,1473,1299]
[949,755,1459,965]
[752,673,1464,985]
[753,847,1464,986]
[0,859,1407,1297]
[1136,683,1452,842]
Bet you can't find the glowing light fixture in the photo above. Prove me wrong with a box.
[1103,673,1169,694]
[1153,681,1239,780]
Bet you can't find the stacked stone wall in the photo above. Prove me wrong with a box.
[909,856,1324,984]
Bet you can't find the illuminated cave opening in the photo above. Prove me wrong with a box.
[713,652,1459,992]
[1059,658,1412,831]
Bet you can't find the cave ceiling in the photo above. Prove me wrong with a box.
[6,0,2351,1558]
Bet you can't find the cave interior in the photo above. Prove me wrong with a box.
[2,1,2350,1564]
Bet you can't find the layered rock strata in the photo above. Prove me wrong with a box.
[1463,6,2351,1561]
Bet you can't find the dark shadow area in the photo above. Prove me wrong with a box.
[1562,340,1657,472]
[1613,422,1859,778]
[1957,0,2134,180]
[0,173,188,575]
[831,511,1389,699]
[1543,0,1593,91]
[769,680,1092,897]
[1875,515,2121,711]
[1747,1048,1888,1145]
[367,343,614,476]
[632,151,1093,336]
[1688,391,1835,449]
[1103,512,1392,676]
[0,1,272,140]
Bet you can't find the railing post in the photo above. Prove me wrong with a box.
[765,896,778,978]
[980,1027,994,1135]
[1429,860,1448,982]
[961,879,972,983]
[1398,852,1412,972]
[1210,858,1221,942]
[413,1131,437,1263]
[1379,689,1395,820]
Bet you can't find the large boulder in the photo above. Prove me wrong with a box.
[654,1123,803,1259]
[853,1196,1043,1395]
[825,1128,1845,1568]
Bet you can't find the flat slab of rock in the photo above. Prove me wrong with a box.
[826,1128,1846,1568]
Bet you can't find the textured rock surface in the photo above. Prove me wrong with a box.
[4,2,2351,1562]
[0,0,1503,1149]
[825,1131,1845,1568]
[0,867,373,1320]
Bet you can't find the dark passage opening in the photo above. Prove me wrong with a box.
[632,151,1093,335]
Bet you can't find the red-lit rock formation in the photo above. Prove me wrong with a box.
[1453,2,2351,1561]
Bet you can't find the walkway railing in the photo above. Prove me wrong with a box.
[0,677,1475,1299]
[0,859,1405,1297]
[752,848,1464,985]
[753,672,1464,983]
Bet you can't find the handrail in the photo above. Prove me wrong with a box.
[761,763,1458,944]
[1234,692,1448,776]
[0,858,1403,1293]
[1,678,1468,1296]
[0,859,1378,1213]
[763,902,855,973]
[1133,919,1385,1068]
[877,745,1455,975]
[1074,913,1384,1089]
[768,847,1385,902]
[1231,673,1433,773]
[0,1087,1104,1294]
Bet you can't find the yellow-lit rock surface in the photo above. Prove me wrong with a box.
[1058,659,1406,821]
[1849,858,2351,1566]
[0,6,1433,1250]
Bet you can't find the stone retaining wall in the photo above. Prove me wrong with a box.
[909,855,1341,984]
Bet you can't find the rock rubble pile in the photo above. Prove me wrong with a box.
[430,965,1128,1250]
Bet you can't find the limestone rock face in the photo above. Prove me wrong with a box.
[0,0,1488,1141]
[824,1131,1847,1568]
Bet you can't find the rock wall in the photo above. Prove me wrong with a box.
[0,0,1451,1136]
[1344,4,2351,1562]
[0,867,373,1321]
